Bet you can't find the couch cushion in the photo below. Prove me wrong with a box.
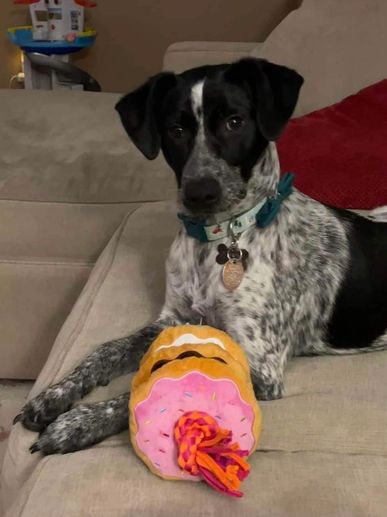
[0,201,138,263]
[257,0,387,116]
[0,200,138,379]
[0,89,175,204]
[0,87,177,378]
[0,260,91,379]
[163,42,258,73]
[2,201,387,516]
[7,448,387,517]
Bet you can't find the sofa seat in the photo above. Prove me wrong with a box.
[2,201,387,516]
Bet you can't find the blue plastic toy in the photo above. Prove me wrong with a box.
[7,26,96,55]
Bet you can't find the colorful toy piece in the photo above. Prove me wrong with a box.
[129,325,261,497]
[13,0,97,41]
[7,26,96,55]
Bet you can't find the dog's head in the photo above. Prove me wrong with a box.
[116,58,303,218]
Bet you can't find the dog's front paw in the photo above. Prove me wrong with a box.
[29,402,126,455]
[14,384,74,432]
[29,406,93,455]
[252,376,284,401]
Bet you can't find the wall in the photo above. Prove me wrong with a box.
[1,6,29,89]
[1,0,300,93]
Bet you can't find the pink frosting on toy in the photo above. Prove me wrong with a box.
[133,372,256,479]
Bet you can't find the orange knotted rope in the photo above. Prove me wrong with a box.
[174,410,251,497]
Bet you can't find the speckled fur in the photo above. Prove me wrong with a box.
[163,144,352,400]
[15,319,179,453]
[16,82,387,455]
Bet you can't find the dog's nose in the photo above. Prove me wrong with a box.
[183,178,221,210]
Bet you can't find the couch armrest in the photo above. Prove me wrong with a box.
[162,41,262,73]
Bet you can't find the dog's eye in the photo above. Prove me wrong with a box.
[168,125,185,139]
[225,116,244,132]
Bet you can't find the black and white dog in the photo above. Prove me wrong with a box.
[16,58,387,455]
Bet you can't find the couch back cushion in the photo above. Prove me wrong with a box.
[0,89,175,379]
[256,0,387,116]
[0,89,175,203]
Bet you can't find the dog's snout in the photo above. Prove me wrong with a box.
[183,178,221,210]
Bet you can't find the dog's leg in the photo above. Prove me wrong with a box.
[223,320,290,401]
[248,348,288,401]
[15,318,178,432]
[30,392,129,455]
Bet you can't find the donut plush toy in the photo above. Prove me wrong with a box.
[129,325,261,497]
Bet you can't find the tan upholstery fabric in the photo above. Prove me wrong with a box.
[2,201,387,516]
[256,0,387,116]
[0,261,91,379]
[0,201,138,263]
[163,42,260,74]
[0,201,138,379]
[0,89,175,204]
[6,449,387,517]
[0,87,176,378]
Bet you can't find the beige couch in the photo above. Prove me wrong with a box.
[0,90,175,381]
[2,0,387,515]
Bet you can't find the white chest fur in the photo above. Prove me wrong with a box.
[166,225,276,325]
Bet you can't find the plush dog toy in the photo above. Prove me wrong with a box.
[129,325,261,497]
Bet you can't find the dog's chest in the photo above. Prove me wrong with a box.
[167,229,276,323]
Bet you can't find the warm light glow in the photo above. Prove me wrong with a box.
[20,51,25,73]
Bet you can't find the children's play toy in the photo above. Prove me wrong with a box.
[129,325,261,498]
[9,1,97,90]
[7,26,96,55]
[13,0,97,41]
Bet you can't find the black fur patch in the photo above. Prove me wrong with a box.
[115,58,303,203]
[327,209,387,347]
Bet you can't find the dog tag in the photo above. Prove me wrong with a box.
[222,259,244,290]
[216,244,249,268]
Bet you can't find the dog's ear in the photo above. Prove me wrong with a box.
[115,72,177,160]
[225,58,303,140]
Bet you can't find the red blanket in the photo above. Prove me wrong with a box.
[277,80,387,209]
